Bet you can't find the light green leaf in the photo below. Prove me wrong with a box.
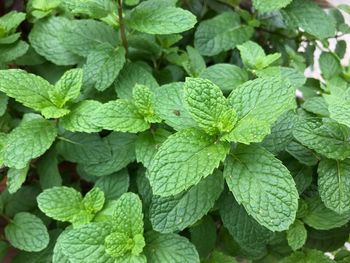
[252,0,292,12]
[302,195,350,230]
[37,186,83,223]
[224,144,299,231]
[83,44,125,92]
[148,128,229,196]
[293,118,350,160]
[154,82,197,130]
[287,220,307,251]
[182,46,206,77]
[135,129,171,169]
[0,93,8,117]
[49,68,83,108]
[95,169,129,200]
[127,0,197,34]
[285,141,319,166]
[281,0,336,39]
[3,118,57,169]
[184,78,237,135]
[200,63,248,93]
[97,100,149,133]
[281,249,334,263]
[319,52,342,80]
[61,100,103,133]
[302,96,329,116]
[324,91,350,128]
[114,62,159,100]
[237,41,280,70]
[60,19,119,57]
[144,231,200,263]
[224,77,295,144]
[5,212,49,252]
[133,84,161,123]
[149,171,224,233]
[7,165,29,194]
[318,159,350,214]
[0,69,55,112]
[0,11,25,36]
[219,193,273,257]
[194,12,253,56]
[60,222,115,263]
[29,16,82,65]
[82,187,105,215]
[61,0,115,19]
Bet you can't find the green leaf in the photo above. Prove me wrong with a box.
[7,165,29,194]
[133,84,161,123]
[114,62,159,100]
[293,118,350,160]
[0,93,8,117]
[154,82,197,130]
[324,90,350,128]
[37,186,83,223]
[199,63,248,93]
[252,0,292,12]
[144,231,200,263]
[0,41,29,63]
[135,129,171,169]
[0,11,26,35]
[36,149,62,189]
[318,159,350,215]
[60,19,119,57]
[219,192,274,257]
[3,118,57,169]
[49,68,83,108]
[127,0,197,34]
[5,212,49,252]
[285,141,319,166]
[60,100,103,133]
[237,41,280,70]
[184,78,237,135]
[0,69,55,113]
[302,96,329,116]
[149,171,224,233]
[97,100,149,133]
[302,195,350,230]
[57,132,111,165]
[82,187,105,215]
[224,77,295,144]
[182,46,206,77]
[79,132,136,177]
[61,0,114,19]
[83,44,125,92]
[29,16,81,65]
[224,144,299,231]
[281,0,336,39]
[194,12,253,56]
[95,169,129,200]
[148,128,229,196]
[319,52,342,80]
[203,250,238,263]
[287,220,307,251]
[280,249,334,263]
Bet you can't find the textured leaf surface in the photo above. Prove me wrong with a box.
[83,44,125,92]
[281,0,336,39]
[303,195,350,230]
[29,16,81,65]
[224,145,298,231]
[148,128,229,196]
[184,78,236,135]
[60,19,118,57]
[3,118,57,169]
[150,171,224,233]
[194,12,253,56]
[199,64,248,93]
[318,159,350,214]
[219,193,273,256]
[5,212,49,252]
[324,91,350,128]
[225,77,295,144]
[61,100,103,133]
[154,82,197,130]
[0,40,29,63]
[95,169,129,200]
[127,0,196,34]
[293,118,350,160]
[7,165,29,194]
[144,231,199,263]
[37,186,83,222]
[98,100,149,133]
[280,249,334,263]
[252,0,292,12]
[287,220,307,251]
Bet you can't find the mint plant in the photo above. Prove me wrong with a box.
[0,0,350,262]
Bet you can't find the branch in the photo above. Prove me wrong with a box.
[117,0,128,56]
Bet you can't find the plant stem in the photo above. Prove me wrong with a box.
[117,0,128,56]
